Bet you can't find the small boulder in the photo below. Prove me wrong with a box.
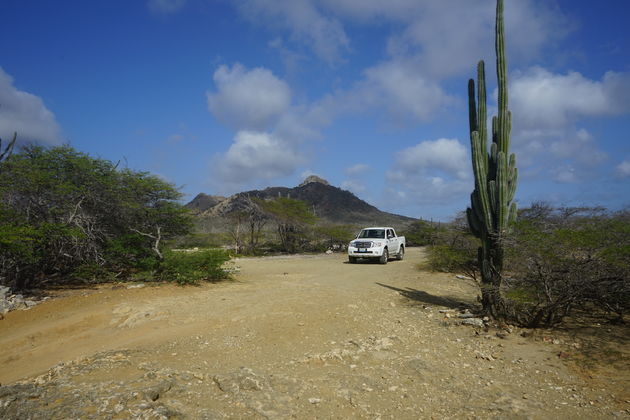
[461,318,484,327]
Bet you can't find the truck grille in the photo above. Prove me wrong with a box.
[354,241,372,248]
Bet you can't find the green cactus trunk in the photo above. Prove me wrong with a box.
[466,0,518,318]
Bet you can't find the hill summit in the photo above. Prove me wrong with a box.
[299,175,330,187]
[187,177,415,229]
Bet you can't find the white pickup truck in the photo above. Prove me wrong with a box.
[347,227,405,264]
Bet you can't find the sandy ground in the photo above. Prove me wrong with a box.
[0,248,628,419]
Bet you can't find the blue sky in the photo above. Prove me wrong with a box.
[1,0,629,220]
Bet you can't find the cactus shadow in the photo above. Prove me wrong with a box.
[376,282,473,310]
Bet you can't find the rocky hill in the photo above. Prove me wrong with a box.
[185,193,226,213]
[187,176,416,231]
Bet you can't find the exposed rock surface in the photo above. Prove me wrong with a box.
[298,175,330,187]
[0,286,44,315]
[185,193,226,213]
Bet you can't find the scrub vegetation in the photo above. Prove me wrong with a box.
[0,140,229,289]
[423,204,630,328]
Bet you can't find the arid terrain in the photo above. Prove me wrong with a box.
[1,248,628,419]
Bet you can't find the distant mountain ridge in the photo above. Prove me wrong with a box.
[186,176,416,230]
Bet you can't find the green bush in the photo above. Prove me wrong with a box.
[402,220,445,246]
[157,249,231,285]
[0,145,191,290]
[424,240,479,281]
[171,233,227,249]
[419,214,480,281]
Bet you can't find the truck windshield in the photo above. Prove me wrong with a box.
[358,229,385,239]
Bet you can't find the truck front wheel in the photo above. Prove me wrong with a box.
[379,248,389,264]
[349,256,357,264]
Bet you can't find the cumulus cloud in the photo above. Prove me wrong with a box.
[616,160,630,178]
[507,68,630,176]
[385,174,471,207]
[147,0,186,14]
[510,67,630,130]
[307,58,457,124]
[207,64,291,131]
[385,138,471,206]
[299,0,567,74]
[358,59,456,121]
[228,0,570,127]
[0,67,62,145]
[548,128,607,166]
[602,71,630,111]
[395,138,469,180]
[236,0,349,64]
[214,130,304,185]
[208,63,336,188]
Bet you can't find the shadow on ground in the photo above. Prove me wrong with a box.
[376,282,473,310]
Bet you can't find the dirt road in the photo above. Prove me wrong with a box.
[0,248,627,419]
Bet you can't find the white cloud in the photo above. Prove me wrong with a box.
[510,67,630,130]
[507,68,630,177]
[228,0,570,128]
[395,138,469,180]
[384,174,470,206]
[547,128,607,166]
[553,166,578,183]
[320,0,568,76]
[358,59,456,121]
[208,63,332,188]
[602,71,630,111]
[342,163,369,195]
[236,0,349,64]
[147,0,186,14]
[0,67,62,145]
[317,0,417,22]
[616,160,630,178]
[214,130,304,185]
[345,163,368,176]
[207,63,291,131]
[313,58,457,123]
[384,138,471,207]
[236,0,568,70]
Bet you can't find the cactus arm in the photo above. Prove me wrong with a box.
[495,0,509,154]
[477,61,488,166]
[471,131,493,230]
[508,202,518,227]
[508,154,517,202]
[467,207,481,238]
[497,151,508,232]
[468,79,478,134]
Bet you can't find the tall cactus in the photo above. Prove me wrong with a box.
[466,0,517,317]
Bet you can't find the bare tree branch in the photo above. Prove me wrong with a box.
[131,226,163,260]
[0,132,17,162]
